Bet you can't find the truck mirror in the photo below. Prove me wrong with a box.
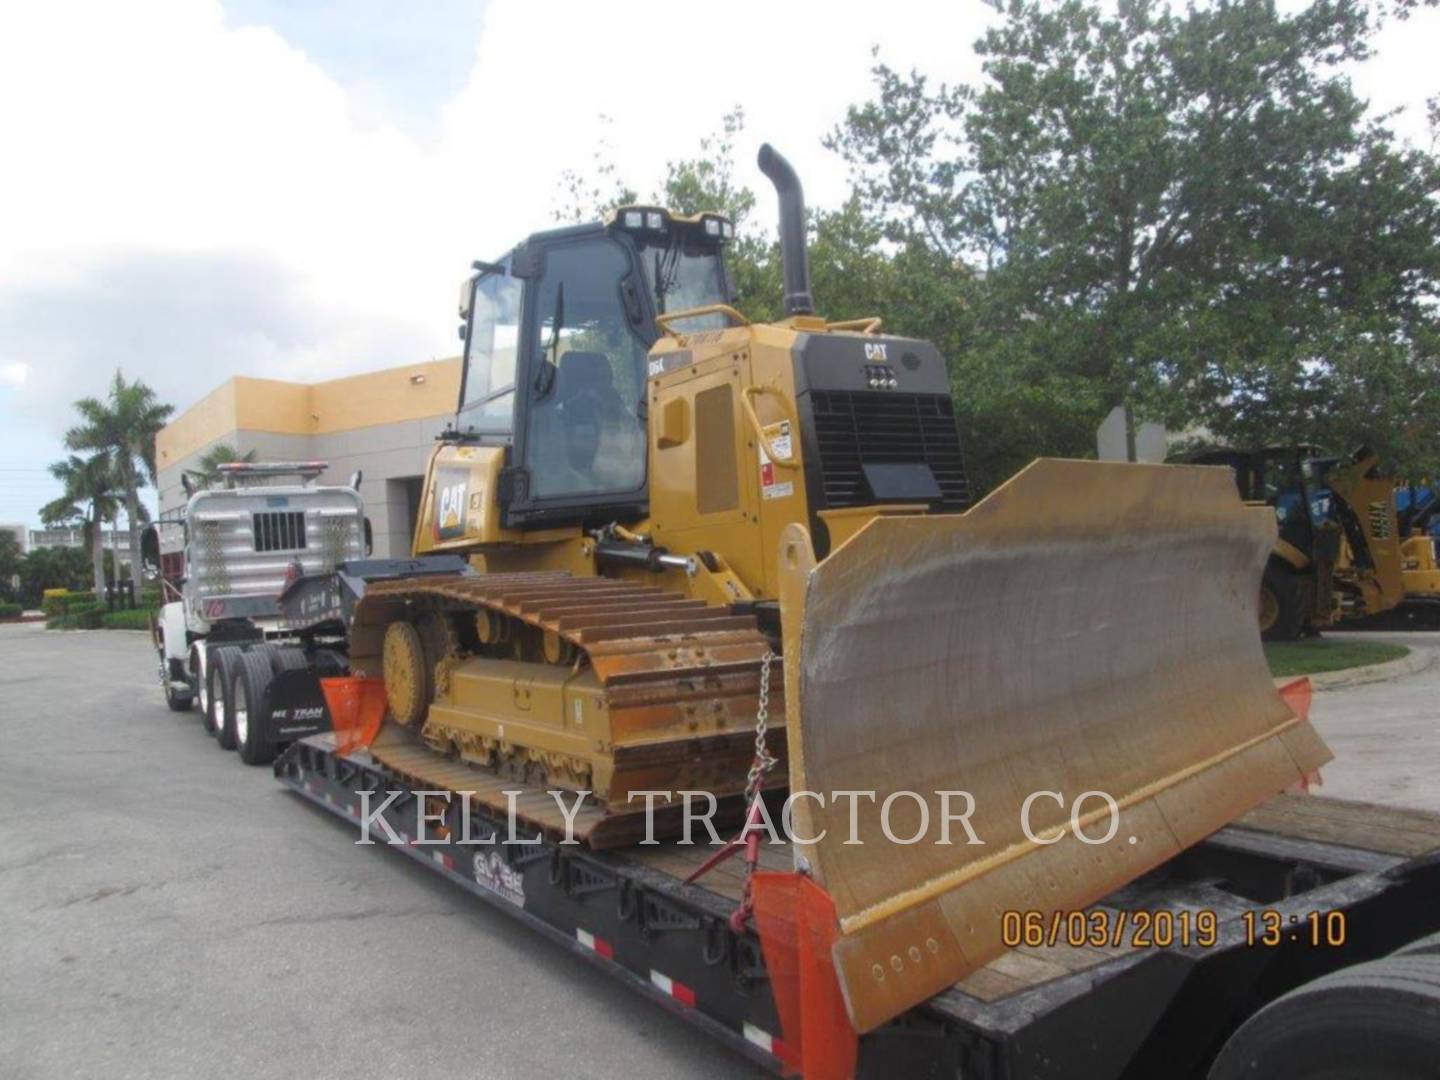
[363,517,374,556]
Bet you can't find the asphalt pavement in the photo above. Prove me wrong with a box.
[0,622,764,1080]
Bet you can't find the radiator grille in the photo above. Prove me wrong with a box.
[252,511,308,553]
[808,391,970,512]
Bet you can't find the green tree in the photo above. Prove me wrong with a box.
[0,531,22,601]
[833,0,1440,483]
[20,546,91,605]
[67,371,173,584]
[195,443,257,487]
[41,452,119,596]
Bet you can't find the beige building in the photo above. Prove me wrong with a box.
[156,358,462,558]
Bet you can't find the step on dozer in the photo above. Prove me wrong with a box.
[777,459,1331,1032]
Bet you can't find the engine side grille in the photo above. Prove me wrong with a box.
[252,510,308,553]
[808,391,970,512]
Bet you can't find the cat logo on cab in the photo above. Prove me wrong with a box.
[434,467,469,541]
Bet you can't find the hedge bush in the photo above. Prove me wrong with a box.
[0,601,22,619]
[42,590,97,617]
[100,609,156,631]
[47,608,103,630]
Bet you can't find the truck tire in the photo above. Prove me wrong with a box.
[1208,954,1440,1079]
[212,647,245,750]
[310,648,348,676]
[269,647,309,674]
[1260,562,1305,642]
[234,650,278,766]
[192,644,213,729]
[164,669,194,712]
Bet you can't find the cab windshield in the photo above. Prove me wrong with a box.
[636,232,729,331]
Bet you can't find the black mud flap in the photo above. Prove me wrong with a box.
[266,668,333,743]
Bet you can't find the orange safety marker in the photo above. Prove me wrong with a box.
[319,676,387,754]
[752,872,858,1079]
[1277,677,1321,791]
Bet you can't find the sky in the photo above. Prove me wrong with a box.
[0,0,1436,528]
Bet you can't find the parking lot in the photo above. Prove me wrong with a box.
[0,623,761,1080]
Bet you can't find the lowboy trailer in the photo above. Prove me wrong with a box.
[276,733,1440,1080]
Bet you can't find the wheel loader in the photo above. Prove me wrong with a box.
[334,145,1328,1033]
[1186,445,1409,639]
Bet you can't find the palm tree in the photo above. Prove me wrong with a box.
[196,443,257,487]
[67,371,173,584]
[41,453,119,596]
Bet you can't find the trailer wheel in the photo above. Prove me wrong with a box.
[1208,954,1440,1079]
[1259,562,1305,642]
[1393,929,1440,958]
[234,651,278,766]
[212,647,245,750]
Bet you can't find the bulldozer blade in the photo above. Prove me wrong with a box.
[777,459,1331,1033]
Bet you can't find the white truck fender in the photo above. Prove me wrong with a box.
[159,601,189,663]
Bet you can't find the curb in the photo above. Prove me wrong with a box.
[1275,645,1436,693]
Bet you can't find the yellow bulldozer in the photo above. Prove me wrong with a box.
[343,145,1327,1033]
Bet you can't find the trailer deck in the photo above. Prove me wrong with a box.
[277,735,1440,1079]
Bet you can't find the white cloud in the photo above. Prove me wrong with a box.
[0,363,27,388]
[0,0,1433,508]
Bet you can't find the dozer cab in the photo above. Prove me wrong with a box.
[342,146,1328,1032]
[1187,445,1407,639]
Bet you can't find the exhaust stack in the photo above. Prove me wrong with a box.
[757,143,814,316]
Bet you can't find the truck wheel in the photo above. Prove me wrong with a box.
[1208,954,1440,1079]
[234,651,278,766]
[310,648,348,676]
[213,647,245,750]
[164,670,194,712]
[192,644,213,728]
[1260,563,1305,642]
[269,647,309,674]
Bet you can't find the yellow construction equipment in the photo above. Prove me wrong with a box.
[345,145,1329,1030]
[1187,445,1409,638]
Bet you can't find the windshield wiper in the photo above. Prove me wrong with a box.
[535,282,564,399]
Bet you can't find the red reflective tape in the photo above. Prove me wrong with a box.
[432,851,454,871]
[576,928,615,959]
[650,970,695,1007]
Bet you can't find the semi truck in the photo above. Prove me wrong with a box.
[144,461,369,763]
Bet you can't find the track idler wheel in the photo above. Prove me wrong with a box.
[542,629,578,666]
[382,620,429,727]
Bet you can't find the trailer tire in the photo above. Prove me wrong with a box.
[1259,561,1305,642]
[1393,929,1440,958]
[213,647,245,750]
[1208,955,1440,1079]
[234,651,278,766]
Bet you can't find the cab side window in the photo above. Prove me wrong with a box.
[459,264,523,431]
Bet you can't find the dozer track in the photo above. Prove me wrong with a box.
[348,572,784,848]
